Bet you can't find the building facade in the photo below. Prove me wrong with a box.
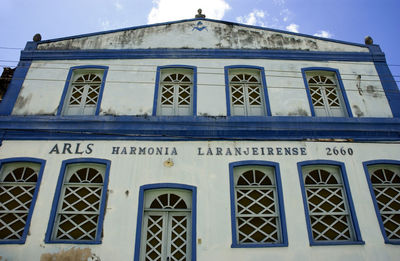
[0,17,399,260]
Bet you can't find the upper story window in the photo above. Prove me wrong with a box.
[229,161,287,247]
[225,66,270,116]
[364,161,400,244]
[0,158,45,244]
[302,68,352,117]
[57,66,108,116]
[45,159,110,244]
[153,66,197,116]
[298,161,363,245]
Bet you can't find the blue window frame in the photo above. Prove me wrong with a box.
[57,65,108,116]
[297,160,363,245]
[45,158,111,244]
[134,183,197,261]
[229,161,287,247]
[224,65,271,116]
[0,157,45,244]
[363,160,400,244]
[301,67,353,117]
[152,65,197,116]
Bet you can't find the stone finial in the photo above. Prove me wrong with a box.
[195,8,206,18]
[33,33,42,42]
[364,36,373,45]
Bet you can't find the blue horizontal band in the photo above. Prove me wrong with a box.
[20,48,379,62]
[0,116,399,141]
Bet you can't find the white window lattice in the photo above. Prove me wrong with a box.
[63,71,104,115]
[307,72,347,117]
[52,164,105,241]
[140,189,191,261]
[229,70,266,116]
[234,166,281,244]
[0,162,40,241]
[368,165,400,241]
[303,166,355,242]
[158,69,193,116]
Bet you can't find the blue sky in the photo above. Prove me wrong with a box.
[1,0,399,81]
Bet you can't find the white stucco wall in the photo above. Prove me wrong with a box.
[12,59,393,118]
[0,140,399,260]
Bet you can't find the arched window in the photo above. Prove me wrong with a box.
[155,66,196,116]
[302,68,351,117]
[58,66,108,116]
[0,159,44,244]
[229,162,287,247]
[298,162,363,245]
[46,159,110,243]
[365,163,400,243]
[225,67,269,116]
[139,188,193,261]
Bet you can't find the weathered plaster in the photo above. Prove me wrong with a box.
[37,21,368,53]
[40,247,100,261]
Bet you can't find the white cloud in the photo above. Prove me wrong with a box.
[286,23,299,33]
[314,30,333,38]
[273,0,286,5]
[100,19,111,30]
[236,9,266,26]
[280,9,291,22]
[147,0,230,24]
[114,1,123,11]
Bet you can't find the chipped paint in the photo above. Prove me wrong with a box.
[288,108,309,116]
[40,247,100,261]
[366,85,381,98]
[14,92,32,110]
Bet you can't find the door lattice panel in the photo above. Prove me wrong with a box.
[145,215,164,261]
[370,167,400,240]
[169,215,188,261]
[53,167,104,241]
[234,168,281,244]
[0,166,38,240]
[304,168,353,241]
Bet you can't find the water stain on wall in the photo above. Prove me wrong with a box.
[40,247,100,261]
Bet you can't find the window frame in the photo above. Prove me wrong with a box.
[45,158,111,244]
[297,160,363,246]
[0,157,46,244]
[224,65,271,117]
[229,160,288,248]
[152,65,197,116]
[56,65,109,116]
[301,67,353,117]
[134,183,197,261]
[363,160,400,245]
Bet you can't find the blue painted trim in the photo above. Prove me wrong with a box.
[31,18,367,49]
[0,61,32,116]
[224,65,271,116]
[0,116,399,141]
[297,160,364,246]
[45,158,111,244]
[133,183,197,261]
[301,67,353,117]
[56,65,109,116]
[229,161,288,248]
[362,160,400,245]
[152,65,197,116]
[0,157,46,244]
[368,45,400,118]
[20,49,376,62]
